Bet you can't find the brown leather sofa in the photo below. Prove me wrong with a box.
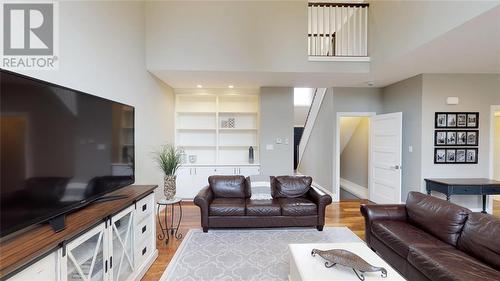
[361,192,500,281]
[194,175,332,232]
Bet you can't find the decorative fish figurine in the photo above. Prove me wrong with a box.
[311,248,388,281]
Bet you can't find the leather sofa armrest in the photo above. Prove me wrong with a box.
[360,204,407,246]
[308,186,333,229]
[194,186,214,230]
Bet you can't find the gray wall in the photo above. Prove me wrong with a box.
[260,87,294,175]
[421,74,500,209]
[340,117,370,188]
[299,90,334,190]
[382,75,423,201]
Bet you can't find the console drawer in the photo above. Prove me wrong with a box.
[136,193,154,223]
[135,215,154,245]
[135,236,154,269]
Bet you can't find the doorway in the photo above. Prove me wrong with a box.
[338,116,371,200]
[491,106,500,217]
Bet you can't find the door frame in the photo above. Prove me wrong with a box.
[334,112,376,201]
[488,105,500,213]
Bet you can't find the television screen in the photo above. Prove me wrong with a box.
[0,70,135,237]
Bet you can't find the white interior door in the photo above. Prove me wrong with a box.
[369,112,402,204]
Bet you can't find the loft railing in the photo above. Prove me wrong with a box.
[308,2,369,57]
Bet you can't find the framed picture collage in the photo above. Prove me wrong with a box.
[434,112,479,164]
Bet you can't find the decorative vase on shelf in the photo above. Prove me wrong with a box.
[164,175,176,200]
[249,146,254,164]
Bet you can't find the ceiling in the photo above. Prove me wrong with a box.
[151,5,500,89]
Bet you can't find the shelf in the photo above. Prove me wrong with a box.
[177,128,217,131]
[220,145,258,148]
[177,111,216,114]
[177,145,216,148]
[219,128,258,131]
[219,111,258,115]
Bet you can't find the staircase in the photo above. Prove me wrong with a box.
[297,88,327,167]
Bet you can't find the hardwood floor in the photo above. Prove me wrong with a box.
[141,199,370,281]
[494,199,500,217]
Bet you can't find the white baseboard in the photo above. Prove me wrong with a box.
[340,178,368,199]
[311,181,334,197]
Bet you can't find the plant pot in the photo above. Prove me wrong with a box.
[164,175,176,200]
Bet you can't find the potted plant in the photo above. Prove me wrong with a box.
[154,144,181,200]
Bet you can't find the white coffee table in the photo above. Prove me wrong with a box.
[289,242,405,281]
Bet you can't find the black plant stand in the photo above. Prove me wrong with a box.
[157,197,183,244]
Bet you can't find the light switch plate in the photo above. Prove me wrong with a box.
[266,144,274,150]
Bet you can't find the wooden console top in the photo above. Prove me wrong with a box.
[0,185,157,279]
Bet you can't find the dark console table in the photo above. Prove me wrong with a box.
[425,178,500,213]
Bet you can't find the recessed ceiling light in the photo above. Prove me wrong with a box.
[228,85,234,88]
[196,84,203,88]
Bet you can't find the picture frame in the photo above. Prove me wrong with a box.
[435,130,479,146]
[456,149,466,163]
[434,148,478,164]
[466,148,478,163]
[466,131,478,146]
[435,112,479,128]
[447,113,457,127]
[457,114,467,127]
[467,113,479,128]
[436,113,447,128]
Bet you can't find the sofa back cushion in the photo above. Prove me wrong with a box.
[457,213,500,269]
[208,175,250,198]
[271,176,312,198]
[406,192,470,246]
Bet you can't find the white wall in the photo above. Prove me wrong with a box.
[369,1,499,68]
[421,74,500,209]
[145,1,368,74]
[14,1,175,201]
[260,87,294,175]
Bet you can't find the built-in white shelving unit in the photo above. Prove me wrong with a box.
[175,89,260,165]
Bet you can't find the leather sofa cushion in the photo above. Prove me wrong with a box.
[271,176,312,198]
[279,197,317,216]
[208,175,250,198]
[457,213,500,269]
[209,198,245,216]
[406,192,470,246]
[371,220,450,258]
[408,245,500,281]
[245,199,281,216]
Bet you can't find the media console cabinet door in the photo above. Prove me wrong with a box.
[110,206,135,281]
[63,223,109,281]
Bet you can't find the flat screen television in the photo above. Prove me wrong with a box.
[0,69,135,238]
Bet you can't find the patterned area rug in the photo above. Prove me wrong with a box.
[160,227,362,281]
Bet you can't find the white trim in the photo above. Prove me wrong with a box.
[312,181,334,197]
[298,88,327,167]
[340,178,368,199]
[334,112,375,202]
[308,56,370,62]
[488,105,500,214]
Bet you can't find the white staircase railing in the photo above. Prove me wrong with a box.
[298,88,327,167]
[308,2,369,57]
